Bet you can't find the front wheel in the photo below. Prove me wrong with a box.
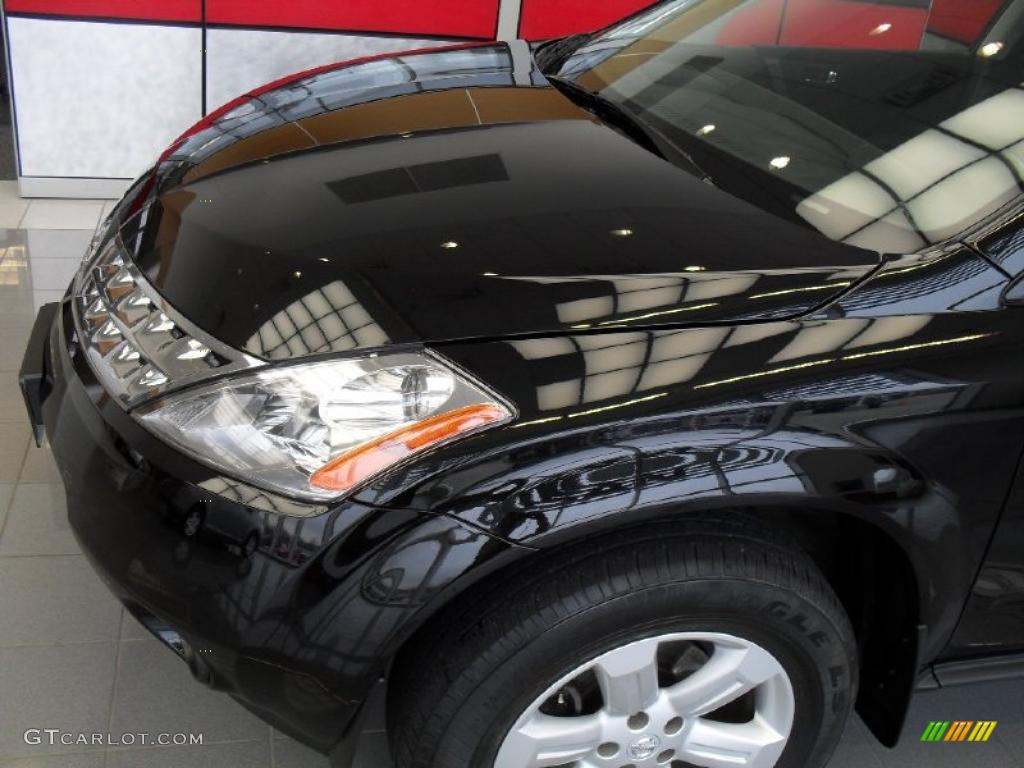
[390,518,858,768]
[496,630,795,768]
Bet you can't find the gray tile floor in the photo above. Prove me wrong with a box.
[0,185,1022,767]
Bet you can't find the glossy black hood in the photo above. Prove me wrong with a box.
[118,43,879,360]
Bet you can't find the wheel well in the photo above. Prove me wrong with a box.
[387,506,920,748]
[751,506,920,747]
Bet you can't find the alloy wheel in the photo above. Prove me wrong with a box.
[494,631,795,768]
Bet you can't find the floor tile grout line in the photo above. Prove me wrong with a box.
[0,444,28,542]
[29,254,95,260]
[0,737,271,761]
[13,436,30,484]
[103,616,124,768]
[993,730,1024,767]
[0,747,108,760]
[0,477,15,528]
[15,199,30,229]
[0,551,87,559]
[108,736,272,748]
[0,638,120,649]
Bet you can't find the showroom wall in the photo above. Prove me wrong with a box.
[2,0,659,195]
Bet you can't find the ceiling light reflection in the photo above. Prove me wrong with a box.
[440,241,459,249]
[695,358,834,389]
[695,332,995,390]
[870,23,892,36]
[511,415,565,429]
[696,124,716,136]
[840,332,995,361]
[770,156,791,170]
[980,42,1004,57]
[566,391,668,419]
[749,282,851,300]
[610,228,634,237]
[597,302,719,325]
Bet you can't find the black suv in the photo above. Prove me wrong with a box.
[19,2,1024,767]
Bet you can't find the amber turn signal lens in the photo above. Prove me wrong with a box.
[309,403,509,492]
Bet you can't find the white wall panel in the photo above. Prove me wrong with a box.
[205,28,442,111]
[9,18,201,179]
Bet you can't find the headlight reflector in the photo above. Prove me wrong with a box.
[135,352,512,501]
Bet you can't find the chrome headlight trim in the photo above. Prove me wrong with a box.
[71,235,265,408]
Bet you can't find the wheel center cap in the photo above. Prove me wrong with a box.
[628,734,661,760]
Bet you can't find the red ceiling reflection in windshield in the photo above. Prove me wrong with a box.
[718,0,930,50]
[926,0,1004,44]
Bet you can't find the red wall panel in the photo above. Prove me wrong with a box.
[4,0,499,38]
[205,0,499,39]
[4,0,200,22]
[519,0,659,40]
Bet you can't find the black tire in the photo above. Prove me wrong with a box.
[389,516,858,768]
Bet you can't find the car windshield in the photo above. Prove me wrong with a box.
[551,0,1024,255]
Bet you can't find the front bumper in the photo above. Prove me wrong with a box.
[19,300,514,760]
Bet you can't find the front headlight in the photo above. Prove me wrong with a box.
[135,351,513,501]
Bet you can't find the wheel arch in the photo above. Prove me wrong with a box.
[732,504,922,747]
[385,503,922,748]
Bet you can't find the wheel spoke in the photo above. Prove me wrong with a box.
[592,636,662,714]
[678,717,787,768]
[496,633,795,768]
[665,642,780,716]
[494,712,603,768]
